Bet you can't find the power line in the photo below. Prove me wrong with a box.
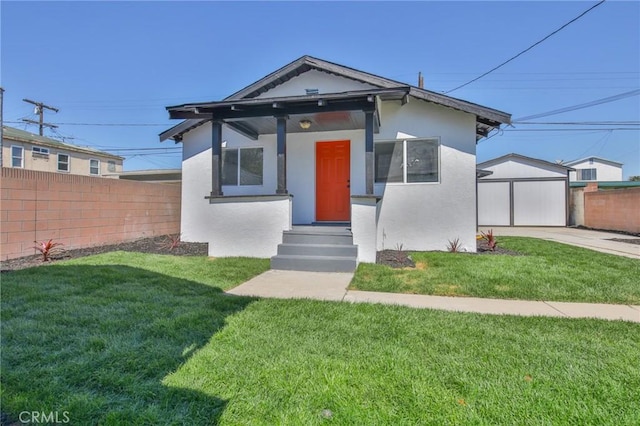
[444,0,607,94]
[514,89,640,121]
[513,121,640,125]
[4,120,167,127]
[21,98,59,135]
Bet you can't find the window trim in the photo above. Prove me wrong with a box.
[11,145,24,168]
[577,168,597,181]
[89,158,100,175]
[374,137,441,185]
[57,153,70,173]
[221,146,264,187]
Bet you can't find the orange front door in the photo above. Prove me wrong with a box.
[316,140,351,221]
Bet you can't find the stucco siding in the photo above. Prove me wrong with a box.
[482,159,567,179]
[256,69,376,98]
[568,160,623,181]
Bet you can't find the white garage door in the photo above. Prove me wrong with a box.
[478,179,567,226]
[478,181,510,226]
[513,180,566,226]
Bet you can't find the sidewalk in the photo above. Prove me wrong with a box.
[227,270,640,323]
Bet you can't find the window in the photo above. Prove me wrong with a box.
[375,139,439,183]
[578,168,597,181]
[32,146,50,156]
[222,147,263,186]
[107,160,116,172]
[11,146,24,168]
[57,154,70,172]
[90,159,100,175]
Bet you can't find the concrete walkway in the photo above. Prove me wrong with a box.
[480,226,639,259]
[227,270,640,323]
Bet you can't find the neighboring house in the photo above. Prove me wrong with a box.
[160,55,511,269]
[1,126,123,177]
[117,169,182,184]
[564,156,623,182]
[477,153,573,227]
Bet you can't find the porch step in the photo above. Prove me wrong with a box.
[277,243,358,257]
[270,255,357,273]
[271,226,358,272]
[283,230,353,246]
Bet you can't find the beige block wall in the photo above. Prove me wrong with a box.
[584,187,640,234]
[2,142,123,177]
[0,168,181,260]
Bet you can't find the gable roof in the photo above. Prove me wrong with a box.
[160,55,511,142]
[477,153,574,172]
[564,156,623,167]
[3,126,124,160]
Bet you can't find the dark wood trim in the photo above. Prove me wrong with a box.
[365,111,374,195]
[276,116,288,195]
[210,120,223,197]
[226,121,259,140]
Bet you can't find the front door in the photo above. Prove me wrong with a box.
[316,140,350,221]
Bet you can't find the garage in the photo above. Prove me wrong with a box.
[477,154,572,227]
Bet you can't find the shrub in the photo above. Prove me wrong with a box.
[447,237,462,253]
[480,229,498,251]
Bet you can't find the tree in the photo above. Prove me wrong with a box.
[629,176,640,181]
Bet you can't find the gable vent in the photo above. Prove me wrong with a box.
[305,88,319,95]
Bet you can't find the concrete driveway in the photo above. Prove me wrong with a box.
[480,227,639,259]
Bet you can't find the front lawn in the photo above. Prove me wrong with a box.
[2,253,639,424]
[351,237,640,304]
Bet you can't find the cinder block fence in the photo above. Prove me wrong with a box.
[1,168,181,260]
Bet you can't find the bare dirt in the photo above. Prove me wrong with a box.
[1,236,208,273]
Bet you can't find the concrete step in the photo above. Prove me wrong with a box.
[270,255,357,273]
[277,243,358,257]
[283,231,353,246]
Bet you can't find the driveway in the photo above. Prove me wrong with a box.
[480,227,639,259]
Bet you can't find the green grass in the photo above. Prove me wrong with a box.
[2,252,639,424]
[351,237,640,304]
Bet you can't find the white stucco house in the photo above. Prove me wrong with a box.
[160,56,510,271]
[564,157,623,182]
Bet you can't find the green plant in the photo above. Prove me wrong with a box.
[481,229,498,251]
[33,239,63,262]
[446,237,462,253]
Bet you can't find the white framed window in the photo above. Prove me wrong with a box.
[107,160,116,172]
[222,147,264,186]
[90,159,100,175]
[11,146,24,168]
[57,154,70,172]
[374,138,440,183]
[578,168,597,181]
[32,146,50,156]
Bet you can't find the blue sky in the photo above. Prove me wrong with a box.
[2,1,639,177]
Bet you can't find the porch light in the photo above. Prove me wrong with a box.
[299,119,312,129]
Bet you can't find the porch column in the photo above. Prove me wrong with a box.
[276,115,288,194]
[365,110,374,195]
[210,120,223,197]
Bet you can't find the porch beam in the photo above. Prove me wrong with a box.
[276,116,288,194]
[365,110,375,195]
[210,120,224,197]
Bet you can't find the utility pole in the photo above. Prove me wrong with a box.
[22,98,58,136]
[0,87,4,167]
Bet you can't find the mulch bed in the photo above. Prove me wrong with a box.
[1,236,208,273]
[377,241,523,268]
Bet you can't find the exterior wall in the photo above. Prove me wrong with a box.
[373,100,478,252]
[0,168,180,260]
[584,186,640,234]
[2,140,123,177]
[256,69,376,98]
[568,159,623,182]
[351,196,379,263]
